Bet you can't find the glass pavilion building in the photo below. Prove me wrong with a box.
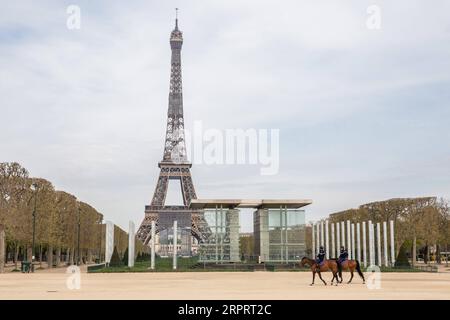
[189,199,311,263]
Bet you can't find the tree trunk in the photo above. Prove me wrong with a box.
[27,245,32,262]
[14,244,19,270]
[12,244,16,263]
[55,247,61,266]
[412,236,417,267]
[47,245,53,269]
[5,242,10,265]
[70,248,74,265]
[66,248,70,264]
[436,244,441,264]
[87,249,92,264]
[426,243,430,264]
[39,245,43,268]
[0,225,5,273]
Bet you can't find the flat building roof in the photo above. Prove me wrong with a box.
[189,199,312,209]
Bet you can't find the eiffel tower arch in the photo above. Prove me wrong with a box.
[137,16,205,252]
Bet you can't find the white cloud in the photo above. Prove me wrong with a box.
[1,1,449,230]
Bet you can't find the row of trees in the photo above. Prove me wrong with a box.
[0,162,147,270]
[327,197,450,265]
[103,224,149,263]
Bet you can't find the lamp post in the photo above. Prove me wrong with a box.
[30,183,38,272]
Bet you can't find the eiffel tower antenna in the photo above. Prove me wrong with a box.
[175,8,179,29]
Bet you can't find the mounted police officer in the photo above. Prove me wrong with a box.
[338,246,348,263]
[337,246,348,273]
[315,246,326,270]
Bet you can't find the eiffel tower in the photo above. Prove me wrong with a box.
[137,14,204,247]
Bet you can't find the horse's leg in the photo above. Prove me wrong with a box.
[330,266,334,284]
[337,262,342,283]
[356,261,366,284]
[333,265,339,286]
[317,271,327,285]
[310,271,315,286]
[347,270,354,284]
[333,272,339,286]
[330,265,337,285]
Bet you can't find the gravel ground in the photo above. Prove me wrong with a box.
[1,268,449,300]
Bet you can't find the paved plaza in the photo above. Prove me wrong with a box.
[1,267,449,300]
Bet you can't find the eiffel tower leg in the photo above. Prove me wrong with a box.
[181,174,196,204]
[151,175,169,207]
[137,213,159,244]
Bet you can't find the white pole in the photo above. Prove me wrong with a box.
[315,223,318,252]
[390,220,395,266]
[128,221,135,268]
[383,221,388,267]
[336,222,340,258]
[351,223,355,260]
[331,223,335,259]
[173,220,177,270]
[356,223,361,262]
[341,221,346,250]
[362,221,367,267]
[347,220,351,259]
[105,221,114,265]
[371,221,376,266]
[316,222,319,251]
[371,222,376,266]
[151,221,155,270]
[316,223,320,254]
[320,220,324,248]
[325,220,329,259]
[376,222,382,267]
[368,220,373,266]
[312,223,316,258]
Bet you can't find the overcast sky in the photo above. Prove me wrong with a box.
[1,1,449,232]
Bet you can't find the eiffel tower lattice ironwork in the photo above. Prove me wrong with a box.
[137,16,206,245]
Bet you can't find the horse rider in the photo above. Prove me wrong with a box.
[315,246,326,270]
[337,246,348,272]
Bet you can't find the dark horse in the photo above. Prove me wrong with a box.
[336,259,365,284]
[300,257,340,286]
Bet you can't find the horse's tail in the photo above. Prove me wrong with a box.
[355,260,365,281]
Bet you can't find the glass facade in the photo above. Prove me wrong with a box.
[197,207,240,263]
[268,209,306,262]
[158,212,191,256]
[154,204,307,263]
[158,226,192,257]
[254,207,306,263]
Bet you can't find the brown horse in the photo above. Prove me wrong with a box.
[336,259,365,284]
[300,257,340,286]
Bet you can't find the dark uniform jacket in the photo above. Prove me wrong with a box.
[338,250,348,263]
[316,249,326,264]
